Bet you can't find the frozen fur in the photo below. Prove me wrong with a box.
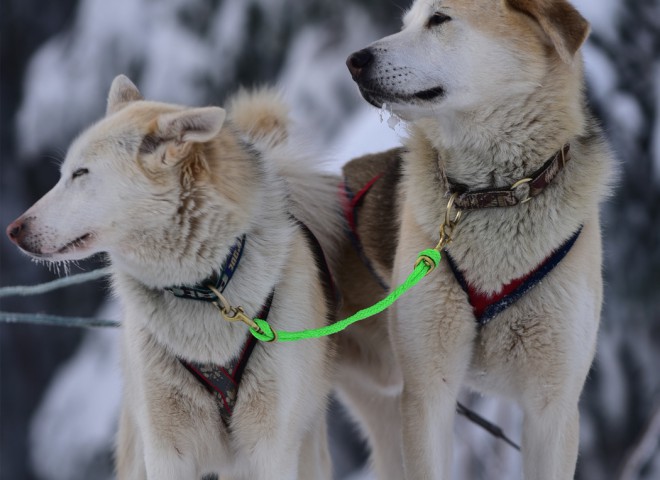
[7,75,339,480]
[339,0,616,479]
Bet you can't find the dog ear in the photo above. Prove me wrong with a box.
[107,75,143,116]
[506,0,590,63]
[156,107,227,144]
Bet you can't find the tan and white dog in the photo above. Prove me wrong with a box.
[339,0,615,479]
[6,75,340,480]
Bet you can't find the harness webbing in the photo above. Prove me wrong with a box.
[179,293,273,425]
[445,227,582,326]
[340,176,390,290]
[166,235,246,302]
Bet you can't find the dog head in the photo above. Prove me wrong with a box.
[6,75,228,269]
[346,0,589,120]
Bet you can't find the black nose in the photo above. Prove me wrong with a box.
[346,48,374,80]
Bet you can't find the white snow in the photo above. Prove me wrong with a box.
[29,302,122,480]
[278,7,382,147]
[330,105,403,167]
[16,0,146,159]
[572,0,621,41]
[582,42,617,101]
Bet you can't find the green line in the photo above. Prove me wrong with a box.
[250,248,441,342]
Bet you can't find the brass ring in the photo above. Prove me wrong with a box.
[444,193,462,227]
[414,255,436,274]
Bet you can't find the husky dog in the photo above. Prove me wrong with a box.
[340,0,616,478]
[6,75,339,480]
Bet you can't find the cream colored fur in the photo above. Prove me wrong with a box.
[339,0,616,479]
[7,76,340,480]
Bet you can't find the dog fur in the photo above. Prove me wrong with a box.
[340,0,615,478]
[6,75,341,480]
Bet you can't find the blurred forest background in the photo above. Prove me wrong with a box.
[1,0,659,479]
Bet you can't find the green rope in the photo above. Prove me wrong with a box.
[249,248,441,342]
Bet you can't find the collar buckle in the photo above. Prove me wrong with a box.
[510,177,533,204]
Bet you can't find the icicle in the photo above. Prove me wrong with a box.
[379,103,388,123]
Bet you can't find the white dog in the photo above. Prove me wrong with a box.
[7,75,340,480]
[339,0,616,479]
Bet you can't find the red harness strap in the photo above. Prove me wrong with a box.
[341,171,582,326]
[339,175,389,290]
[444,228,581,326]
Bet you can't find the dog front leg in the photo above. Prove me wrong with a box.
[337,380,404,480]
[143,439,199,480]
[522,401,580,480]
[115,404,146,480]
[297,415,332,480]
[390,263,476,479]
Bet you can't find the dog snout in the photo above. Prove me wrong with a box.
[6,218,26,245]
[346,48,374,80]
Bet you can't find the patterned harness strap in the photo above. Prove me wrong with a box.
[165,235,246,302]
[179,294,273,425]
[171,219,337,425]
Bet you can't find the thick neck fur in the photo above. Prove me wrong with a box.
[403,56,613,294]
[419,58,586,191]
[111,125,296,363]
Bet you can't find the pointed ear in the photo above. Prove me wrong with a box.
[107,75,143,116]
[506,0,590,63]
[156,107,226,144]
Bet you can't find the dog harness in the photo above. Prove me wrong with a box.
[166,234,265,424]
[165,235,246,301]
[444,228,581,326]
[166,223,336,424]
[340,175,390,290]
[342,144,580,326]
[179,296,273,425]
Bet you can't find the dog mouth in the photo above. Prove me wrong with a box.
[413,87,445,101]
[56,233,94,254]
[358,84,446,108]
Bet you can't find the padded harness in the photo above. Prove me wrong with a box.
[166,222,335,424]
[341,172,581,327]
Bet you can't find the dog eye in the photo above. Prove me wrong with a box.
[72,168,89,179]
[428,12,451,27]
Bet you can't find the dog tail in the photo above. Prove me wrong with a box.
[228,88,344,277]
[227,88,289,150]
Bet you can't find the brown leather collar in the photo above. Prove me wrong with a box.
[449,144,571,210]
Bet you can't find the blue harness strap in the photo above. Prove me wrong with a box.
[165,235,246,302]
[164,233,264,425]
